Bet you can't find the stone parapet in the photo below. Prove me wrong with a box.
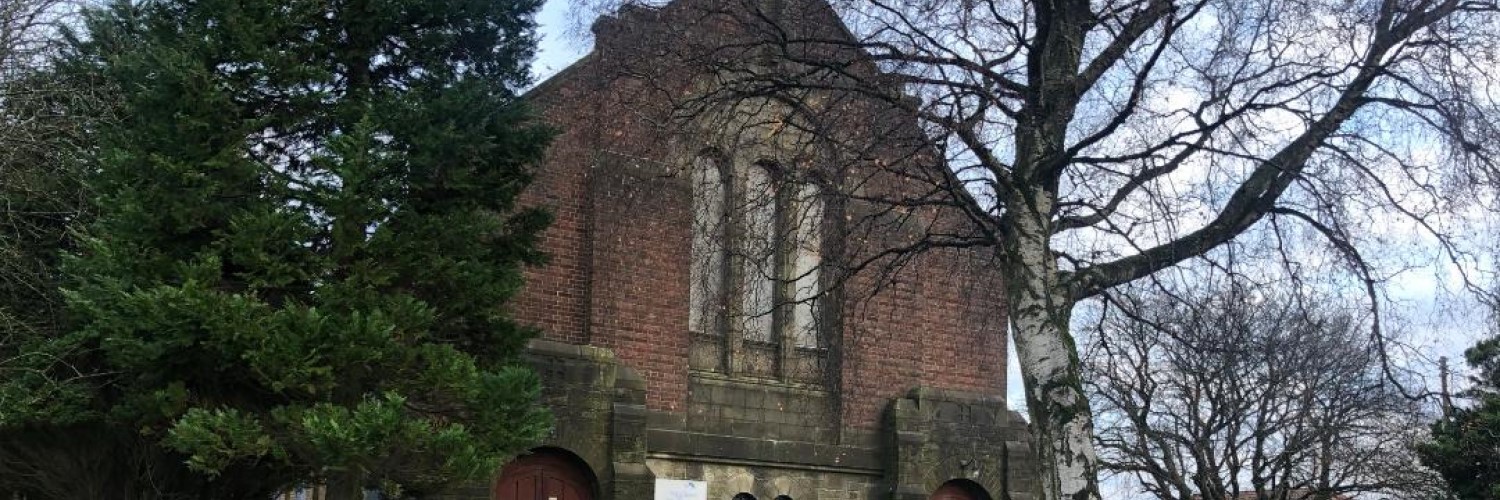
[889,387,1039,500]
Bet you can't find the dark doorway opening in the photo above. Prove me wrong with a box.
[493,448,597,500]
[928,479,993,500]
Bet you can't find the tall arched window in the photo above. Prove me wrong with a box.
[688,155,827,381]
[739,163,779,344]
[689,154,729,338]
[787,181,824,349]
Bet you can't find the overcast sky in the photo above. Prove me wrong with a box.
[529,2,581,81]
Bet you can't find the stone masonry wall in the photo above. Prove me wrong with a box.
[645,458,884,500]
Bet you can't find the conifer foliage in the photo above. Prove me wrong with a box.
[1,0,553,496]
[1420,335,1500,500]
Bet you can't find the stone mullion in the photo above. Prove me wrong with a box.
[713,157,734,374]
[774,177,795,382]
[726,163,749,376]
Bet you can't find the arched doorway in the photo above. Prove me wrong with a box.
[493,448,596,500]
[928,479,992,500]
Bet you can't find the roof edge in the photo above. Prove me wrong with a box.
[523,51,598,101]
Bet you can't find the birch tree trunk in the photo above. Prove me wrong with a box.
[1002,194,1100,500]
[1003,3,1100,495]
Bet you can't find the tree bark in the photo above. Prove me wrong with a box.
[1002,200,1100,500]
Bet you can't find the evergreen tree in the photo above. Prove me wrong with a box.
[0,0,553,497]
[1420,335,1500,500]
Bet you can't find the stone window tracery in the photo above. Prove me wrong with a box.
[739,163,779,344]
[689,154,730,340]
[688,153,828,382]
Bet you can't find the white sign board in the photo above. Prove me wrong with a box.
[654,479,708,500]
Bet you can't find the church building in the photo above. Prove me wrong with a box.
[452,1,1038,499]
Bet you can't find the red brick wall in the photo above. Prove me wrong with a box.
[516,51,699,411]
[511,0,1008,426]
[512,64,597,346]
[585,166,693,412]
[836,248,1008,428]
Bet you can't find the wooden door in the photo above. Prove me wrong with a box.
[929,482,978,500]
[493,452,594,500]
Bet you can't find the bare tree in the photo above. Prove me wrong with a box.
[1083,275,1449,500]
[0,0,93,343]
[0,1,115,497]
[556,0,1500,497]
[0,0,100,412]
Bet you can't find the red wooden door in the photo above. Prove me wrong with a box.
[493,452,594,500]
[929,482,978,500]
